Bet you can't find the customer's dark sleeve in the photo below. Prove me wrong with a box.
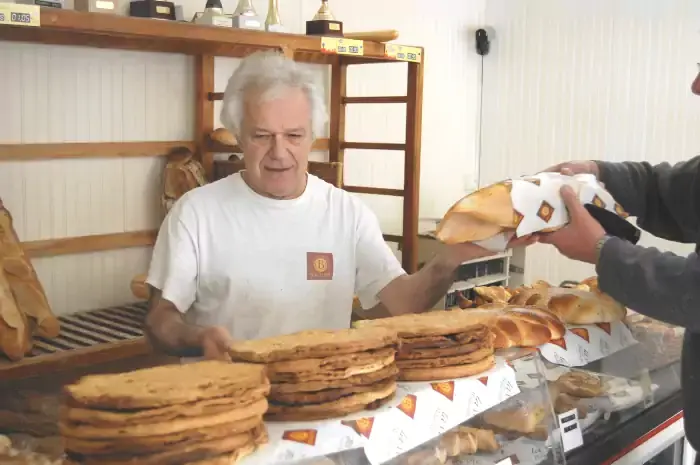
[596,156,700,243]
[594,156,700,329]
[597,237,700,330]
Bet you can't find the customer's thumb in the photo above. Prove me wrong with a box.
[560,185,584,219]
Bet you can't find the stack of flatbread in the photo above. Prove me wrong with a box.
[355,313,496,381]
[229,328,400,422]
[59,361,269,464]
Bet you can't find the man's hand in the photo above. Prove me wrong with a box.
[508,234,539,248]
[198,326,234,361]
[543,160,599,178]
[539,185,606,263]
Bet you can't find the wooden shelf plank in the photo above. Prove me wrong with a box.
[0,9,408,60]
[23,230,157,258]
[0,141,194,161]
[342,142,406,151]
[343,96,408,104]
[344,185,404,196]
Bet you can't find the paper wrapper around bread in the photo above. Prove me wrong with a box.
[435,173,628,251]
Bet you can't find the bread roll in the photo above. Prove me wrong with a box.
[0,199,59,339]
[130,274,150,301]
[210,128,238,146]
[162,147,207,215]
[0,268,31,361]
[510,286,626,325]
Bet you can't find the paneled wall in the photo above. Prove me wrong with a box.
[480,0,700,285]
[0,0,486,315]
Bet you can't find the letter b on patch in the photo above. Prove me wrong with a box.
[307,252,333,280]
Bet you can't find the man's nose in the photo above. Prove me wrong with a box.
[268,134,288,158]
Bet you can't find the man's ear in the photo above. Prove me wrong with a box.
[692,69,700,95]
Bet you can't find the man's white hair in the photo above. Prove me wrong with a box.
[220,51,328,138]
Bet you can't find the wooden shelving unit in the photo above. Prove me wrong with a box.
[0,8,424,376]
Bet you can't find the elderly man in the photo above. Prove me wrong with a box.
[144,51,504,361]
[538,66,700,460]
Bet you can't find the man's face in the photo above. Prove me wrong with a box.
[239,87,314,199]
[692,64,700,95]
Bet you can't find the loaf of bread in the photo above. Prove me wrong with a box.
[435,182,513,244]
[456,304,565,349]
[210,128,238,147]
[0,267,31,360]
[0,198,59,340]
[509,284,626,325]
[161,147,207,215]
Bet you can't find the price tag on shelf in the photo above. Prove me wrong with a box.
[0,3,40,27]
[320,37,364,56]
[558,408,584,452]
[385,44,422,63]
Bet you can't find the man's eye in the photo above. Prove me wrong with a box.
[253,134,271,140]
[288,134,303,139]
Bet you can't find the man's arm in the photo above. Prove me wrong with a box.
[145,288,207,357]
[596,156,700,243]
[597,237,700,331]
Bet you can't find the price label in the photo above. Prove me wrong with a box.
[321,37,364,56]
[0,3,40,27]
[558,408,584,452]
[385,44,422,63]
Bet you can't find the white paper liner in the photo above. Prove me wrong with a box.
[239,358,520,465]
[509,172,624,237]
[537,322,637,367]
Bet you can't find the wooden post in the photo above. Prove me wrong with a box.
[328,56,347,170]
[403,58,425,274]
[195,55,215,180]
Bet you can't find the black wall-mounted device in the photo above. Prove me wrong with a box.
[476,29,490,56]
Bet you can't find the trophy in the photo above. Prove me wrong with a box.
[232,0,262,30]
[194,0,232,27]
[306,0,343,37]
[129,0,176,20]
[264,0,284,32]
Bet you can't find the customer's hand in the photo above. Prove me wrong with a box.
[539,186,606,264]
[542,160,600,178]
[507,234,539,248]
[198,326,234,361]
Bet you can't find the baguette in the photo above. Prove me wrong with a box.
[0,267,31,360]
[0,199,59,339]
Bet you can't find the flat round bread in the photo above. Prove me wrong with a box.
[556,371,603,398]
[66,425,267,465]
[395,346,493,370]
[270,364,399,395]
[270,352,395,383]
[355,314,493,340]
[397,340,484,360]
[61,384,269,427]
[60,399,268,440]
[229,327,398,363]
[64,416,262,456]
[266,386,396,422]
[64,362,268,410]
[270,376,399,405]
[399,354,496,382]
[267,347,395,375]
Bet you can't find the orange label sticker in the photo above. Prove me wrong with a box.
[341,418,375,438]
[307,252,333,280]
[430,381,455,401]
[397,394,417,419]
[282,429,317,445]
[570,328,590,343]
[595,322,612,335]
[548,338,568,351]
[478,376,489,386]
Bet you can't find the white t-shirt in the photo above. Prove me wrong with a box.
[146,173,405,341]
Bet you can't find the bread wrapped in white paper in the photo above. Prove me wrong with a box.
[436,173,628,249]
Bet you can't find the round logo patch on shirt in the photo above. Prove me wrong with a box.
[307,252,334,280]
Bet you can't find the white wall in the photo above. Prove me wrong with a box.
[480,0,700,285]
[0,0,486,315]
